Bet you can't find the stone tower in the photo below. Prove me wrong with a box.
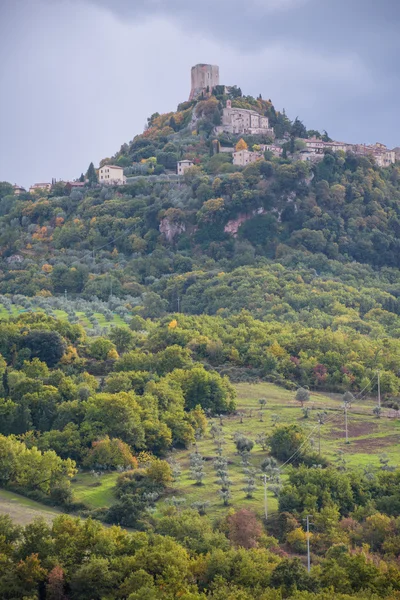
[189,64,219,100]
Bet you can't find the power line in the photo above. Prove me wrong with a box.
[278,403,352,474]
[377,370,381,408]
[354,374,377,400]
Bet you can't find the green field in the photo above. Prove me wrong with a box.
[0,302,128,330]
[166,382,400,519]
[71,472,118,508]
[1,381,399,525]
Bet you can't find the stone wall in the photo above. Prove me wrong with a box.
[189,64,220,100]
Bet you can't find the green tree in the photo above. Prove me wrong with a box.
[86,162,98,184]
[24,330,66,367]
[70,556,113,600]
[88,337,117,361]
[295,387,310,407]
[83,392,145,448]
[171,366,236,413]
[269,425,305,464]
[108,326,135,353]
[270,557,317,595]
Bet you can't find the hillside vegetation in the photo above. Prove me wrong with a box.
[2,85,400,599]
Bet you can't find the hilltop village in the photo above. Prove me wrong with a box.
[16,63,398,193]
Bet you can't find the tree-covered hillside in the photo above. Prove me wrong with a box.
[1,87,400,397]
[2,85,400,599]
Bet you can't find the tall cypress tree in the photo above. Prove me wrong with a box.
[86,162,98,184]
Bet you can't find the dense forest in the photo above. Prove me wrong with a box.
[1,84,400,599]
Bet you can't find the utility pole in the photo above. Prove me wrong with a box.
[177,296,180,313]
[305,515,312,572]
[377,370,381,408]
[316,412,326,456]
[344,402,349,444]
[318,420,321,455]
[263,473,268,519]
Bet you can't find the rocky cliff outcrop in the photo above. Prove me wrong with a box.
[159,217,186,243]
[224,208,265,237]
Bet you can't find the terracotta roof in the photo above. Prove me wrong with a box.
[99,165,123,170]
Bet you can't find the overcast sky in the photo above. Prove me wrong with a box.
[1,0,399,188]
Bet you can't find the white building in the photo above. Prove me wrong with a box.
[177,160,195,175]
[233,149,262,167]
[98,165,126,185]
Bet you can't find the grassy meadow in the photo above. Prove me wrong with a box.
[0,301,128,330]
[1,380,399,525]
[67,382,400,521]
[161,382,400,519]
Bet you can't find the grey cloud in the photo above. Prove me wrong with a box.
[70,0,400,142]
[73,0,400,62]
[0,0,399,187]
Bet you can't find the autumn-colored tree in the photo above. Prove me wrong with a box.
[145,458,172,486]
[83,436,138,470]
[46,565,67,600]
[235,138,248,151]
[107,348,119,360]
[227,508,262,549]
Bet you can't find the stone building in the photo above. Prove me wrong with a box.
[65,181,86,192]
[177,159,195,175]
[13,184,26,195]
[305,137,349,154]
[216,100,275,137]
[29,182,52,194]
[189,64,220,101]
[233,149,263,167]
[352,143,395,167]
[304,137,395,167]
